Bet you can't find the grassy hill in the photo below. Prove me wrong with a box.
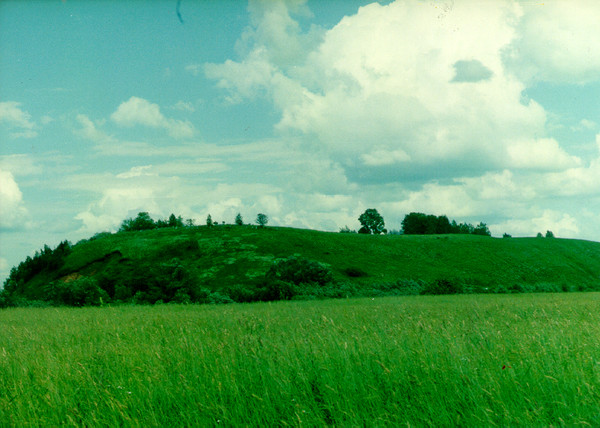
[5,225,600,305]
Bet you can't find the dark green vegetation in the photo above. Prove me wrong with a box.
[401,211,491,236]
[2,223,600,307]
[2,294,600,426]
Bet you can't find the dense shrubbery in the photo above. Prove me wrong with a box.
[119,212,188,232]
[401,212,491,236]
[2,241,72,297]
[45,277,108,307]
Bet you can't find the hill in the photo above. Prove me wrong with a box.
[3,225,600,306]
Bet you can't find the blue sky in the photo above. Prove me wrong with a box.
[1,0,600,282]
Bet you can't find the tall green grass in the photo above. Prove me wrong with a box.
[2,293,600,426]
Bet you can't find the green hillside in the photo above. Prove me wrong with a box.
[4,225,600,306]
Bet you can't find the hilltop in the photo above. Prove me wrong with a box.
[3,225,600,306]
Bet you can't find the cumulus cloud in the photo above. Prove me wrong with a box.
[74,114,113,142]
[361,149,411,166]
[505,1,600,84]
[0,101,37,138]
[172,101,195,112]
[111,96,195,139]
[492,210,579,238]
[0,169,30,230]
[506,138,581,171]
[205,0,580,179]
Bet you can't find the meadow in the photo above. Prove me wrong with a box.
[2,293,600,426]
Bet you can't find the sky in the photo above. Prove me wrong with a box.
[1,0,600,283]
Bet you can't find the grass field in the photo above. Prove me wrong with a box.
[2,293,600,426]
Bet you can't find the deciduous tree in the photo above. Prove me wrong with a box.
[256,213,268,227]
[358,209,386,234]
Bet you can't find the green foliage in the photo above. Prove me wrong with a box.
[3,294,600,426]
[119,212,192,232]
[358,208,386,234]
[420,278,462,295]
[343,267,368,277]
[402,212,491,236]
[235,213,244,226]
[473,222,491,236]
[267,255,333,286]
[206,214,213,227]
[339,225,355,233]
[256,213,268,227]
[3,240,72,294]
[5,223,600,307]
[546,230,555,238]
[168,213,184,228]
[120,212,156,232]
[45,277,108,306]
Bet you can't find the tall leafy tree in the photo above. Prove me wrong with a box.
[168,213,184,228]
[256,213,268,227]
[235,213,244,226]
[358,209,386,234]
[120,212,156,232]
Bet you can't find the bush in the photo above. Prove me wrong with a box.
[421,279,462,295]
[46,277,108,306]
[207,291,234,304]
[263,279,298,301]
[344,267,368,278]
[267,255,333,286]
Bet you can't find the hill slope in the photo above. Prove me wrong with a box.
[6,225,600,304]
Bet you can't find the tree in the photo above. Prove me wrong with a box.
[235,213,244,226]
[546,230,555,238]
[358,208,386,234]
[206,214,213,227]
[168,213,184,228]
[119,212,156,232]
[473,222,491,237]
[402,212,429,235]
[256,213,268,227]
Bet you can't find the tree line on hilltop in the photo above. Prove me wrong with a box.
[119,209,493,237]
[342,209,491,237]
[119,211,269,232]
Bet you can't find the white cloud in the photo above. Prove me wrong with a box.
[506,138,581,171]
[116,165,156,179]
[0,101,37,138]
[361,148,410,166]
[0,154,43,176]
[0,168,30,230]
[75,114,113,142]
[384,182,478,218]
[206,0,579,179]
[172,101,195,112]
[492,210,579,238]
[505,1,600,84]
[185,64,202,76]
[110,96,195,139]
[75,185,168,234]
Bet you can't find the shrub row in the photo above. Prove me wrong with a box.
[2,252,597,308]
